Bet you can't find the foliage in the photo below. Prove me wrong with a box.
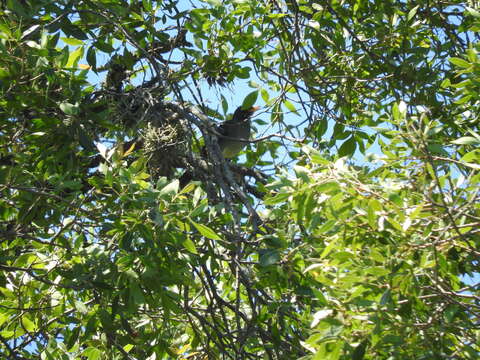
[0,0,479,359]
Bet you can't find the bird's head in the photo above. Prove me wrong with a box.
[232,106,260,123]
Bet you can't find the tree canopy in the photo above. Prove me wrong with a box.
[1,0,479,359]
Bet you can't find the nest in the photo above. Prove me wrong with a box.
[103,83,194,181]
[142,105,192,180]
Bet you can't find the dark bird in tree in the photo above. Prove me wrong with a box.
[180,105,259,186]
[216,105,259,158]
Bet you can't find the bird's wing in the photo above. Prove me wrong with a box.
[216,120,235,137]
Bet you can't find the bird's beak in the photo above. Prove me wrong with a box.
[240,105,260,113]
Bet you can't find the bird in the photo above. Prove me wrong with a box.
[180,105,259,186]
[216,105,259,158]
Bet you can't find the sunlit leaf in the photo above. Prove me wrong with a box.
[449,57,471,68]
[183,237,198,254]
[66,46,84,68]
[451,136,480,145]
[190,220,222,240]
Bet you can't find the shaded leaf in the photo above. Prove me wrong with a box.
[242,90,259,109]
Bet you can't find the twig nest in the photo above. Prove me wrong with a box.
[142,106,191,179]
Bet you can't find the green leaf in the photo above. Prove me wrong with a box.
[159,180,179,197]
[60,37,84,46]
[461,162,480,170]
[440,78,451,88]
[66,326,81,350]
[130,282,146,304]
[183,237,198,254]
[142,0,152,11]
[93,40,115,53]
[259,249,280,267]
[21,24,40,40]
[0,313,8,328]
[15,253,37,267]
[66,46,84,68]
[205,0,222,6]
[466,6,480,18]
[236,66,251,79]
[86,46,97,69]
[0,330,14,339]
[308,19,320,30]
[261,88,270,103]
[407,5,419,21]
[264,192,290,205]
[454,95,472,104]
[59,102,80,115]
[338,136,356,157]
[392,101,407,121]
[75,301,88,314]
[221,94,228,114]
[58,45,70,67]
[317,219,336,234]
[7,0,29,17]
[367,202,376,229]
[98,309,114,332]
[190,220,222,240]
[283,99,298,114]
[83,347,102,360]
[21,316,36,332]
[242,90,259,109]
[77,126,95,151]
[311,309,333,327]
[451,136,480,145]
[123,344,134,353]
[449,57,471,68]
[0,23,13,38]
[460,150,480,162]
[25,40,41,49]
[316,181,340,194]
[380,289,391,305]
[62,23,88,40]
